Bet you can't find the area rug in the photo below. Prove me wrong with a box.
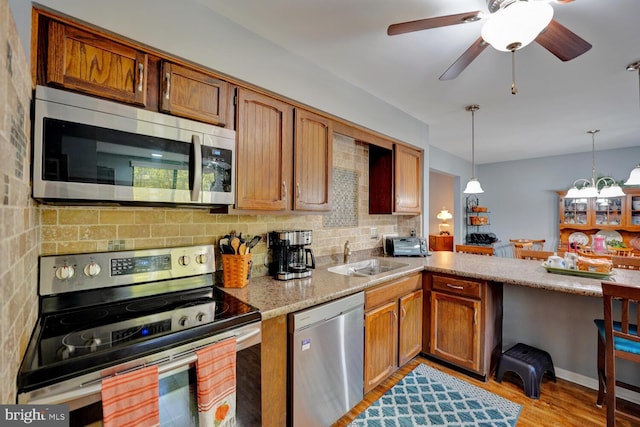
[349,364,521,427]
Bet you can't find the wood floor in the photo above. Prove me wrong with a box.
[333,356,638,427]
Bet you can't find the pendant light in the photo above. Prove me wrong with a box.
[566,129,625,198]
[463,104,484,194]
[624,60,640,186]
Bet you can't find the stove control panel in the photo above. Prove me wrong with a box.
[39,245,216,296]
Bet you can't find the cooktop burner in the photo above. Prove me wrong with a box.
[20,286,259,392]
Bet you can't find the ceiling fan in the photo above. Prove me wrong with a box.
[388,0,592,82]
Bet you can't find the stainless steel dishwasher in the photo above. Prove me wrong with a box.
[289,291,364,427]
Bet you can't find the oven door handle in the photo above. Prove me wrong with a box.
[27,327,260,406]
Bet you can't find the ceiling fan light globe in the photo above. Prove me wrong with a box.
[624,165,640,186]
[481,1,553,51]
[464,178,484,194]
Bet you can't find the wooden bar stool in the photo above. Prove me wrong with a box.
[594,281,640,426]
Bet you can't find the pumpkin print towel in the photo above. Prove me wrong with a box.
[196,337,237,427]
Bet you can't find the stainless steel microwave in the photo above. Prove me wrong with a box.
[32,86,235,207]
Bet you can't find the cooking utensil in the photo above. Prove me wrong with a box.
[238,243,247,255]
[230,237,241,254]
[246,235,262,253]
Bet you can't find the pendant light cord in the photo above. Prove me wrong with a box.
[588,129,599,187]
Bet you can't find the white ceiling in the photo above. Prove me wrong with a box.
[197,0,640,165]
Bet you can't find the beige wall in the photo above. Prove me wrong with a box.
[0,0,39,403]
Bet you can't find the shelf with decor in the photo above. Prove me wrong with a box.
[557,188,640,254]
[464,195,498,246]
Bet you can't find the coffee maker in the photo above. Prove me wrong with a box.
[268,230,316,280]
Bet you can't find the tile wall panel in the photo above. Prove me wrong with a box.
[0,0,38,404]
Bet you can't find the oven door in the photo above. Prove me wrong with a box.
[20,322,261,427]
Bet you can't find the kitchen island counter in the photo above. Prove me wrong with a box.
[221,251,639,320]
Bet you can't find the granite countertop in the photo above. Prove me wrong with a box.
[220,252,640,320]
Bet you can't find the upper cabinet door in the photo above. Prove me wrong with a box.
[47,21,148,106]
[294,109,333,211]
[160,62,228,126]
[394,145,422,214]
[236,88,294,210]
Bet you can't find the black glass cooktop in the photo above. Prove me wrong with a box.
[18,286,260,393]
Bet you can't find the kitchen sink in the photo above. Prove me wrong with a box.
[328,259,408,277]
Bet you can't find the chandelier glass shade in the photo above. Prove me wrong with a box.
[481,1,554,52]
[625,164,640,186]
[565,130,625,199]
[463,105,484,194]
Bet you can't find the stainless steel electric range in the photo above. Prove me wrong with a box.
[17,245,261,426]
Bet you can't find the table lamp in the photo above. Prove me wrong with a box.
[436,207,453,235]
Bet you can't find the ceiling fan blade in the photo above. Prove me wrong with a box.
[535,19,592,61]
[439,37,489,81]
[387,11,482,36]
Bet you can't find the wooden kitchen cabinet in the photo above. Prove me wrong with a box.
[46,21,149,107]
[159,61,228,126]
[429,234,454,251]
[236,88,293,210]
[369,144,422,215]
[293,108,333,211]
[428,273,502,380]
[235,88,332,212]
[364,273,422,392]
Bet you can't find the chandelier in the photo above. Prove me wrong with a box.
[565,129,625,198]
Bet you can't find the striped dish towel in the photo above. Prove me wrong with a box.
[196,337,237,427]
[101,365,160,427]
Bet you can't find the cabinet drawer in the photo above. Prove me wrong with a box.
[432,275,482,299]
[365,273,421,310]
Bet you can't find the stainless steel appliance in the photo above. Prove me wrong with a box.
[268,230,316,280]
[32,85,235,207]
[385,236,429,257]
[289,292,364,427]
[17,245,261,427]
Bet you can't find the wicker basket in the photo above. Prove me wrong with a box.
[221,253,252,288]
[470,216,488,225]
[472,206,488,212]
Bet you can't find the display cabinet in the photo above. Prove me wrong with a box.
[557,189,640,254]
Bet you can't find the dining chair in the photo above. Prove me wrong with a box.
[518,249,554,261]
[455,244,494,256]
[608,247,634,257]
[611,256,640,270]
[578,249,613,260]
[594,281,640,426]
[530,239,546,250]
[509,239,533,259]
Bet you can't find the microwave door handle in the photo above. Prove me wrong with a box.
[190,134,202,202]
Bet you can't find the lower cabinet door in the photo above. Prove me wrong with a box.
[398,289,423,366]
[364,301,398,393]
[430,291,481,373]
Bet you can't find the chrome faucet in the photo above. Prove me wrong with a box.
[344,240,352,264]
